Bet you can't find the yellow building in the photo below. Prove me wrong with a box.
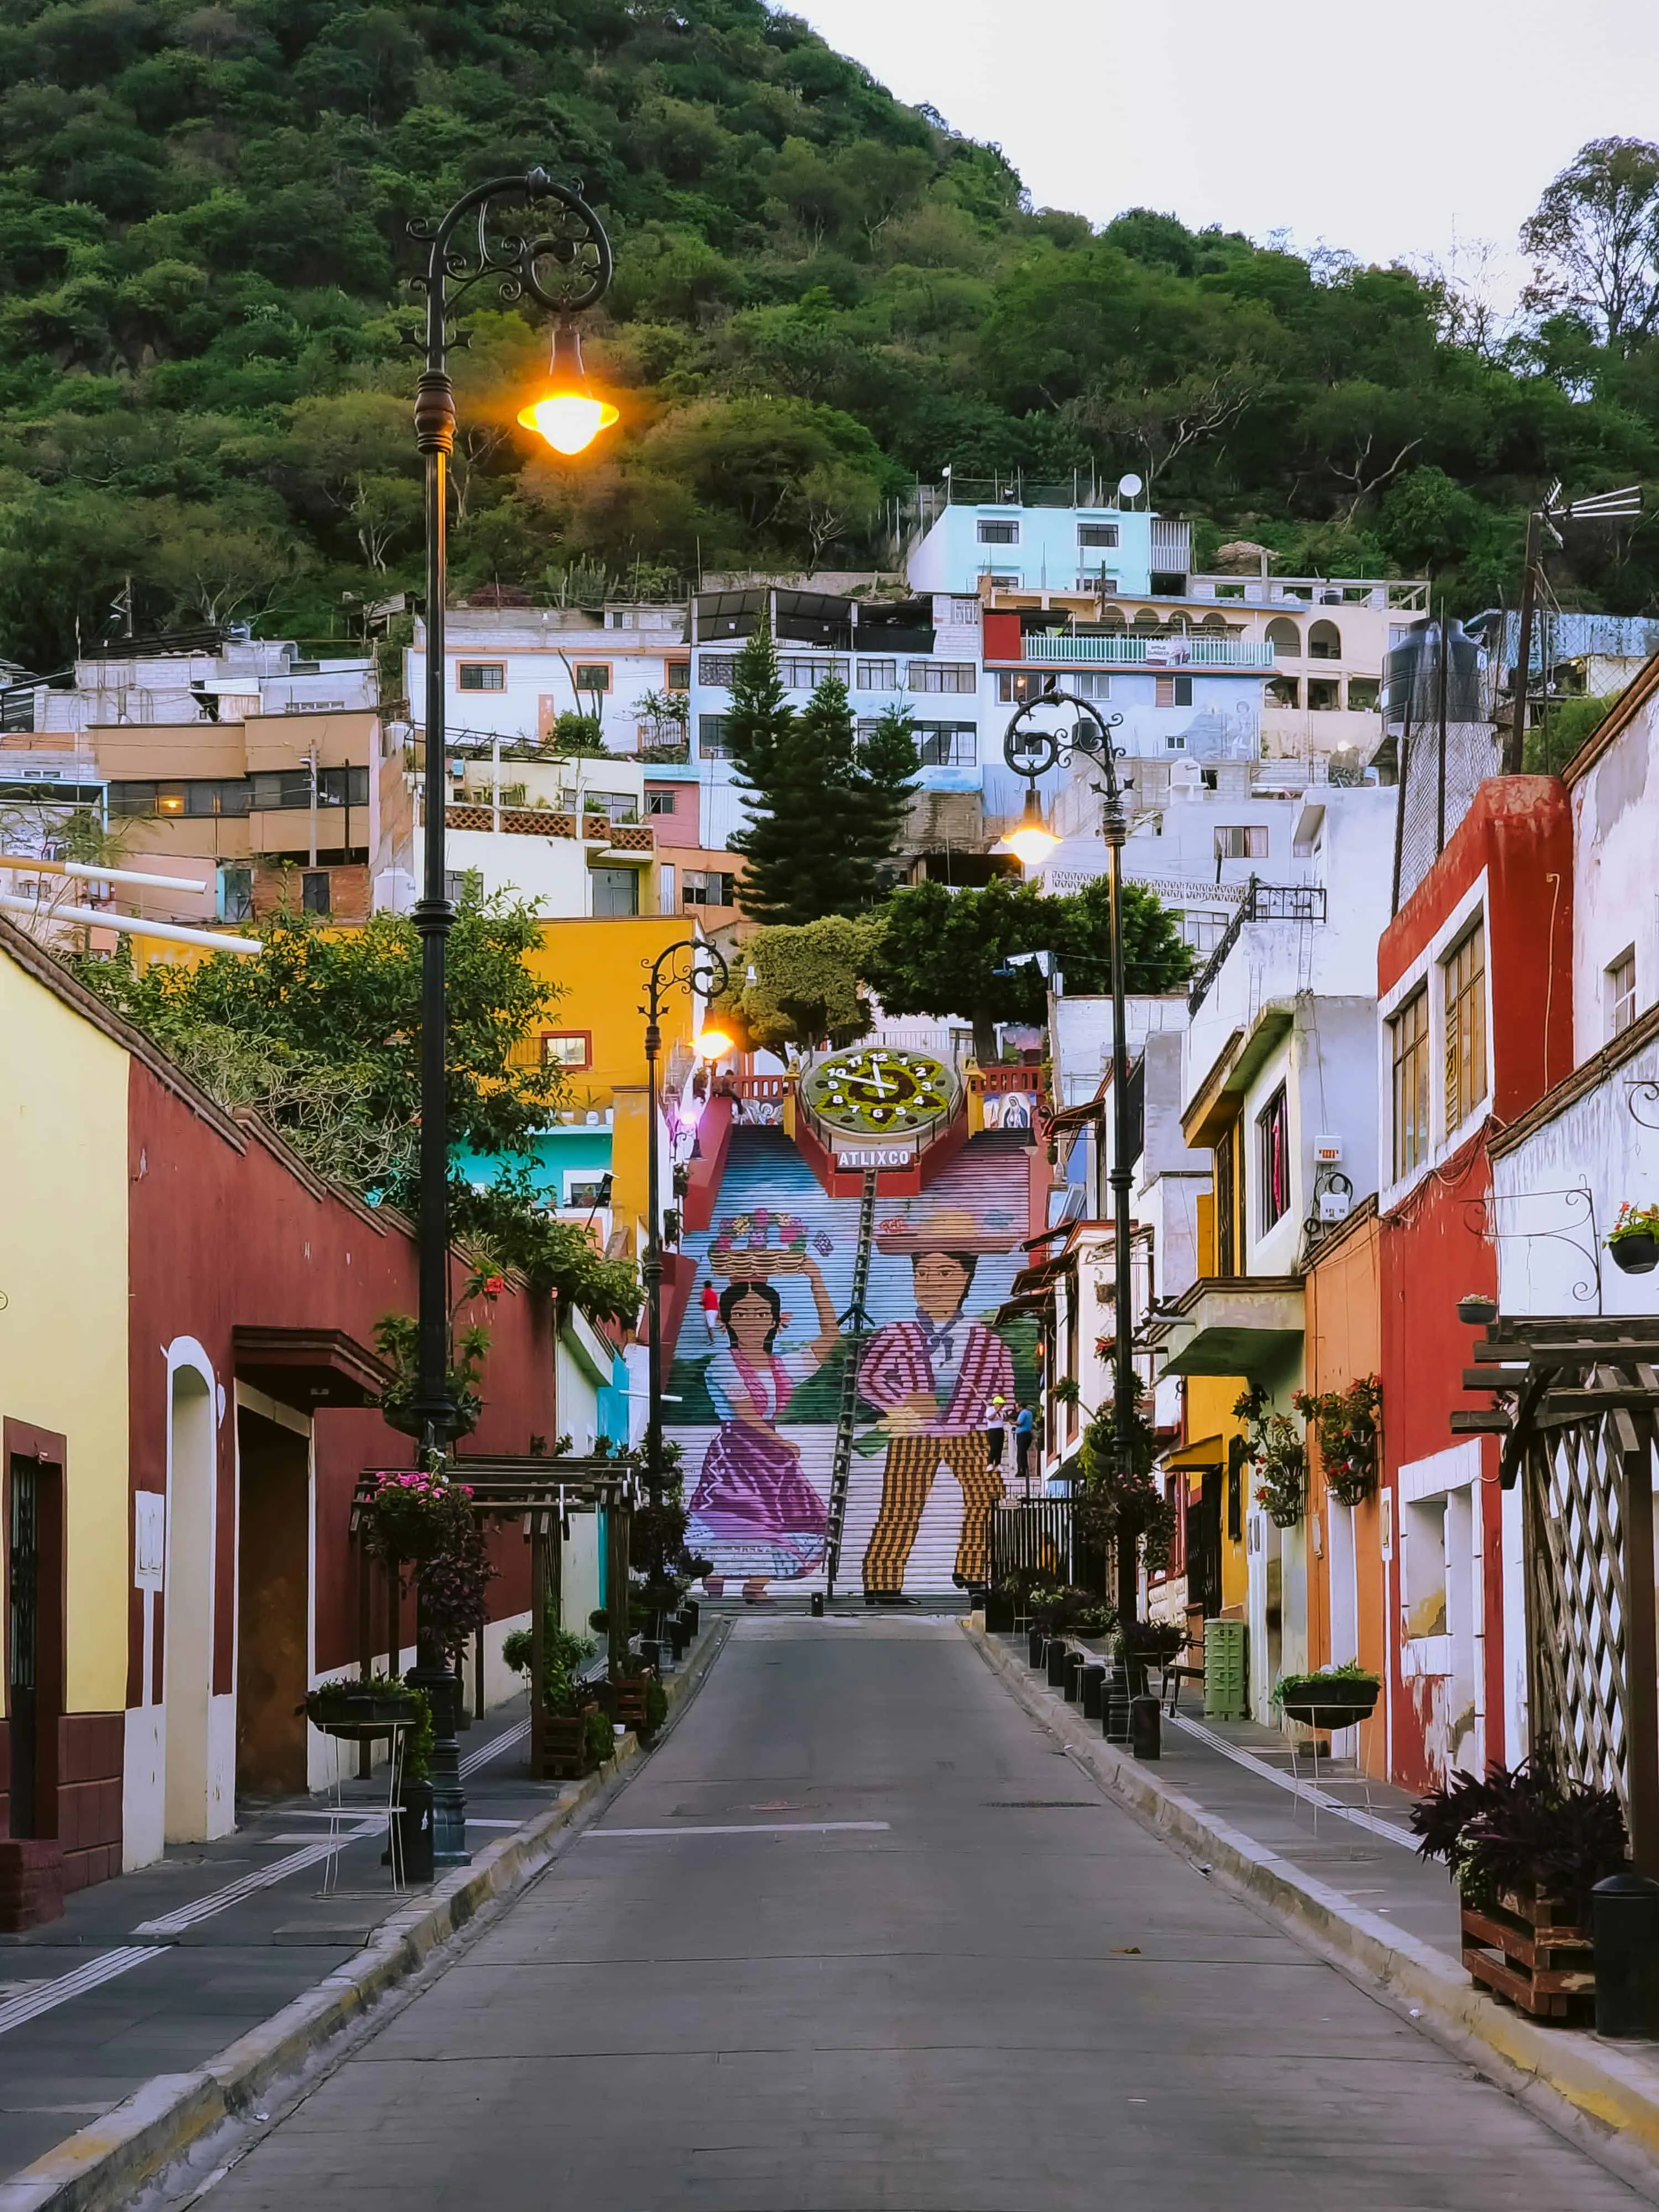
[0,920,132,1912]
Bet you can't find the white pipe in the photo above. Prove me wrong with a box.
[0,893,262,955]
[5,857,210,894]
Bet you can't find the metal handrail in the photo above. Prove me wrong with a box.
[1186,878,1328,1014]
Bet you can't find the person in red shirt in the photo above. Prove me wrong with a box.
[701,1278,721,1342]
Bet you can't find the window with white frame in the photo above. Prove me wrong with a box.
[906,662,976,694]
[912,723,977,766]
[855,658,898,690]
[1390,987,1431,1181]
[1443,921,1488,1130]
[1214,825,1268,860]
[457,662,505,691]
[1607,945,1636,1039]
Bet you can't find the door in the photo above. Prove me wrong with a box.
[1186,1468,1223,1618]
[591,866,639,917]
[236,1410,311,1800]
[8,1460,39,1838]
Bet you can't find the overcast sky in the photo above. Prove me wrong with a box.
[795,0,1659,297]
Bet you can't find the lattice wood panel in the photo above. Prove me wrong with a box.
[1525,1415,1632,1806]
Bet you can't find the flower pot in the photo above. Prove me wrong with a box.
[1280,1682,1380,1733]
[1611,1232,1659,1275]
[1027,1627,1047,1668]
[1046,1639,1070,1688]
[984,1592,1015,1634]
[306,1688,416,1736]
[397,1778,434,1885]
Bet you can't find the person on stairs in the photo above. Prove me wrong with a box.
[859,1241,1015,1599]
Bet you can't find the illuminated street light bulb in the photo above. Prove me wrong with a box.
[1000,788,1060,870]
[517,319,619,457]
[693,1026,734,1062]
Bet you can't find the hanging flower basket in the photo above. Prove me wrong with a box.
[1293,1376,1381,1507]
[1609,1204,1659,1275]
[1235,1386,1306,1527]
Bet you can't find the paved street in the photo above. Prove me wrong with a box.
[189,1616,1645,2212]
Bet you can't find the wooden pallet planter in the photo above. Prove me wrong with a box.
[1460,1887,1595,2022]
[532,1707,601,1782]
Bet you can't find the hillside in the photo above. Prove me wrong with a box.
[1,0,1656,669]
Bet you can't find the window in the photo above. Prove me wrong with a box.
[1308,619,1342,661]
[458,662,505,691]
[907,661,976,694]
[1165,733,1186,751]
[583,790,638,824]
[541,1032,591,1069]
[1074,574,1119,594]
[997,671,1051,705]
[1608,946,1637,1039]
[666,659,691,692]
[1443,922,1488,1130]
[444,867,481,906]
[566,1175,610,1209]
[698,654,739,686]
[591,867,639,917]
[1307,679,1340,712]
[218,865,253,923]
[977,519,1019,544]
[1266,676,1300,709]
[1077,522,1120,549]
[301,869,330,915]
[645,790,677,816]
[1068,671,1113,700]
[912,724,978,766]
[1214,826,1269,860]
[1155,675,1193,707]
[1265,617,1302,657]
[1391,988,1431,1180]
[1214,1119,1242,1275]
[1347,676,1380,711]
[684,868,736,908]
[573,663,611,693]
[247,767,367,811]
[1258,1085,1290,1230]
[111,779,252,817]
[778,657,848,690]
[856,658,898,691]
[698,716,730,759]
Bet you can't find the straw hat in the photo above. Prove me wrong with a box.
[873,1205,1020,1258]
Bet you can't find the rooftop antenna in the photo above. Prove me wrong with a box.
[1117,472,1144,512]
[1504,481,1641,771]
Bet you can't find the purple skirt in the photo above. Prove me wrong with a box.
[690,1423,827,1579]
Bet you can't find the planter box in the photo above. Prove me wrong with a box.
[533,1707,601,1781]
[1462,1887,1594,2022]
[984,1592,1015,1634]
[610,1675,653,1733]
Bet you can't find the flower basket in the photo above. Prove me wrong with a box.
[1275,1668,1379,1733]
[305,1681,418,1738]
[707,1209,815,1279]
[1611,1230,1659,1276]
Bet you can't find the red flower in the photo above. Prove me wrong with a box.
[483,1275,505,1299]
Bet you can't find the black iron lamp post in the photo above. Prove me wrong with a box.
[641,941,732,1500]
[999,690,1141,1626]
[406,170,614,1866]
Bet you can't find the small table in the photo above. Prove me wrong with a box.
[310,1717,413,1893]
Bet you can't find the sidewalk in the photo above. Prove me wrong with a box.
[967,1622,1659,2197]
[0,1622,727,2211]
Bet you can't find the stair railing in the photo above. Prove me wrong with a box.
[823,1169,878,1600]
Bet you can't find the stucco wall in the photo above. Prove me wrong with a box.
[1569,680,1659,1062]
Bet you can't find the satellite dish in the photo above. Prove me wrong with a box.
[1117,473,1144,502]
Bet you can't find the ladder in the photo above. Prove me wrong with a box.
[823,1171,878,1600]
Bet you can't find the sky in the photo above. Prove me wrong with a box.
[795,0,1659,301]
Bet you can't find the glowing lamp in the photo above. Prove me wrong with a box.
[693,1026,734,1062]
[517,319,619,457]
[1000,788,1060,870]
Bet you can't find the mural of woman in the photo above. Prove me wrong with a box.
[688,1254,840,1588]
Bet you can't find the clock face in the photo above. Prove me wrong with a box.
[801,1047,957,1136]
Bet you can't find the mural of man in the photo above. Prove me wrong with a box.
[860,1215,1017,1595]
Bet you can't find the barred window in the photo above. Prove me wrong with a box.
[457,662,505,691]
[698,655,739,686]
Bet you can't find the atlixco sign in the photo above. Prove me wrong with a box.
[834,1142,916,1170]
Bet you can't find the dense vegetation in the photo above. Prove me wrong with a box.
[3,0,1657,672]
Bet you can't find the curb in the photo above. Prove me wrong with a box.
[0,1621,731,2212]
[965,1621,1659,2199]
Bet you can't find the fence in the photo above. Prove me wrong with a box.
[988,1501,1076,1591]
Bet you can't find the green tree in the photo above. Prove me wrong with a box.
[714,914,883,1053]
[1522,138,1659,353]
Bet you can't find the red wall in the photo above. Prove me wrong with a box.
[127,1065,554,1703]
[1376,775,1572,1790]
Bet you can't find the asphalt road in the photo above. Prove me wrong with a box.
[194,1616,1648,2211]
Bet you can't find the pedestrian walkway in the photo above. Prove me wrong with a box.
[158,1615,1647,2212]
[0,1696,551,2180]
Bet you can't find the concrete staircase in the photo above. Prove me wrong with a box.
[666,1128,1041,1598]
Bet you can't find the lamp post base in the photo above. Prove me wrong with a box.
[408,1656,470,1869]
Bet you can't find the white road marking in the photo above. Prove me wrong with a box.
[460,1716,530,1777]
[589,1821,891,1838]
[1162,1713,1418,1850]
[134,1829,379,1936]
[0,1948,168,2036]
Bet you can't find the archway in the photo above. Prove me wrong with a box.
[1265,615,1301,656]
[164,1364,214,1842]
[1308,618,1342,660]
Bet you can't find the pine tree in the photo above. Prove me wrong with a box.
[853,703,920,890]
[720,617,792,792]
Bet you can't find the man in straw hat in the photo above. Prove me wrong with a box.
[859,1207,1016,1597]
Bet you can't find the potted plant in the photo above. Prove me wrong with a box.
[1118,1619,1184,1666]
[1412,1761,1626,2019]
[1273,1660,1381,1733]
[1293,1376,1382,1507]
[1608,1202,1659,1275]
[1235,1385,1306,1527]
[305,1671,418,1734]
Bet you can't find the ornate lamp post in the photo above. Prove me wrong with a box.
[406,170,614,1865]
[999,690,1142,1627]
[641,941,731,1500]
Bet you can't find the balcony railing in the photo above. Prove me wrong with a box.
[1187,877,1328,1014]
[1018,634,1274,669]
[444,804,654,852]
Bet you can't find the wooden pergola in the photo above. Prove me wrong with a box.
[351,1455,640,1776]
[1455,1311,1659,1870]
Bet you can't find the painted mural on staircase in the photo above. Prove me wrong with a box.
[667,1130,1041,1597]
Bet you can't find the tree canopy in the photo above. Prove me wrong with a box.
[1,5,1657,670]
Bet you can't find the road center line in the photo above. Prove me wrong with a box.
[588,1821,891,1837]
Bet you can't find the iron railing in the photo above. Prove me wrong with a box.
[1186,877,1328,1015]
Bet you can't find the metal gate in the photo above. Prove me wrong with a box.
[988,1501,1074,1589]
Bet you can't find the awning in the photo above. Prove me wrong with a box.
[1163,1431,1227,1470]
[1156,1277,1305,1378]
[233,1326,390,1410]
[1046,1093,1105,1134]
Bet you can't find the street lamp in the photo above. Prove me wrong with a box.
[407,168,614,1866]
[1000,687,1142,1627]
[641,941,731,1501]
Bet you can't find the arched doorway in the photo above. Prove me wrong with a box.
[164,1364,214,1843]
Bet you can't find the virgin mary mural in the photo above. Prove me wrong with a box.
[686,1212,839,1587]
